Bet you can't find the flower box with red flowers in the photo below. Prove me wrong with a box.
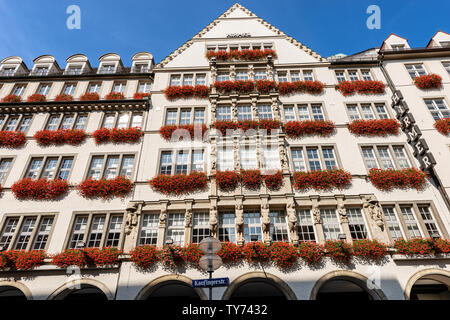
[105,92,125,100]
[336,80,385,96]
[297,242,325,264]
[11,178,69,200]
[352,239,387,261]
[414,74,442,90]
[213,80,254,94]
[263,170,284,191]
[215,170,240,192]
[348,119,400,136]
[54,94,74,101]
[368,167,427,191]
[27,94,46,102]
[269,242,298,269]
[240,169,262,190]
[278,80,325,95]
[1,94,22,103]
[242,241,271,264]
[79,92,100,101]
[159,245,186,269]
[217,242,242,264]
[394,238,434,255]
[159,124,207,141]
[0,250,46,271]
[293,169,352,191]
[0,131,26,148]
[212,120,239,136]
[92,127,142,144]
[164,85,209,100]
[434,118,450,135]
[34,129,87,146]
[130,245,159,270]
[133,92,150,99]
[257,119,281,132]
[149,172,207,195]
[77,176,132,199]
[255,80,277,94]
[52,248,121,268]
[206,49,277,61]
[283,120,335,138]
[324,240,352,263]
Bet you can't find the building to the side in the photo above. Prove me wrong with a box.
[0,3,449,300]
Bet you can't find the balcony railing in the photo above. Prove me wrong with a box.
[0,66,152,78]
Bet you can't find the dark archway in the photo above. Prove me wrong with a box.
[316,278,373,300]
[228,278,288,300]
[145,281,202,300]
[410,275,450,300]
[0,286,27,300]
[56,284,108,301]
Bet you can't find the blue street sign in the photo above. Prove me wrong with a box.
[192,277,230,288]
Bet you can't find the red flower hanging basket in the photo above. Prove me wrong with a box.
[0,131,26,148]
[297,242,325,264]
[130,245,159,269]
[0,250,46,270]
[414,74,442,90]
[368,168,427,191]
[217,242,242,264]
[213,80,254,94]
[283,120,335,138]
[352,239,387,261]
[348,119,400,136]
[263,171,284,191]
[434,118,450,135]
[242,241,271,264]
[11,178,69,200]
[77,176,132,199]
[1,94,22,103]
[215,170,240,192]
[164,85,209,100]
[149,172,208,195]
[278,81,325,95]
[92,127,142,144]
[133,92,150,99]
[79,92,100,101]
[105,92,125,100]
[269,242,298,269]
[255,80,277,94]
[240,169,262,190]
[54,94,74,101]
[159,124,207,141]
[27,94,46,102]
[336,80,385,96]
[34,129,87,146]
[293,169,352,191]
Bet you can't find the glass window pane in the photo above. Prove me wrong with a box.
[320,209,340,240]
[243,212,262,242]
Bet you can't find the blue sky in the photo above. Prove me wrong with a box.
[0,0,449,67]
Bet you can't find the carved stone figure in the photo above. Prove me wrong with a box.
[209,205,218,237]
[125,203,139,235]
[338,205,348,223]
[185,208,192,227]
[159,208,167,226]
[235,203,244,244]
[312,207,321,224]
[286,202,298,239]
[261,203,271,242]
[364,198,384,228]
[279,145,288,170]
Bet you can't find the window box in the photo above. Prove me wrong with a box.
[130,245,159,270]
[394,238,450,256]
[217,242,242,264]
[34,129,87,146]
[414,74,442,90]
[0,250,45,271]
[79,92,100,101]
[242,241,271,264]
[352,239,387,261]
[1,94,22,103]
[257,119,281,131]
[149,171,207,195]
[269,242,299,269]
[434,118,450,135]
[212,120,281,136]
[52,248,121,268]
[213,80,254,94]
[215,170,240,192]
[77,176,132,199]
[254,80,277,94]
[159,124,207,141]
[324,240,352,263]
[278,81,325,95]
[212,121,239,135]
[293,169,352,190]
[54,94,74,102]
[283,120,335,138]
[297,242,325,265]
[0,131,26,148]
[11,178,69,200]
[27,94,46,102]
[263,170,284,191]
[133,92,150,99]
[335,80,385,96]
[105,92,125,100]
[348,119,400,136]
[163,85,209,101]
[92,127,143,144]
[206,49,277,61]
[240,169,262,190]
[368,168,427,191]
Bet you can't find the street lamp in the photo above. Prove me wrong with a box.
[198,237,223,300]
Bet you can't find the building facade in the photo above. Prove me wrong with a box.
[0,3,449,300]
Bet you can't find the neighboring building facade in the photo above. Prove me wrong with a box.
[0,3,449,300]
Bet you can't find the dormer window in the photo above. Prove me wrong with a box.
[99,64,116,74]
[1,67,16,76]
[35,66,49,76]
[37,84,51,96]
[65,65,83,75]
[440,41,450,48]
[391,44,405,51]
[133,63,149,73]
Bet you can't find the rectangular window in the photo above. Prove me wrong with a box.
[113,82,126,93]
[291,148,306,171]
[87,154,134,179]
[137,82,151,93]
[165,109,178,125]
[160,151,173,174]
[239,145,258,170]
[443,62,450,75]
[103,156,120,179]
[193,109,205,124]
[270,211,289,242]
[1,67,16,76]
[418,205,440,237]
[32,217,54,250]
[0,158,13,184]
[262,145,280,170]
[37,84,51,96]
[254,71,267,80]
[278,72,288,82]
[138,213,159,245]
[196,74,206,85]
[283,106,296,122]
[217,147,234,171]
[35,66,49,76]
[191,150,204,172]
[378,147,395,169]
[183,74,194,86]
[175,150,189,174]
[347,208,368,240]
[131,113,143,128]
[311,105,324,121]
[165,213,185,246]
[361,70,372,81]
[406,64,426,79]
[306,148,322,171]
[25,156,73,180]
[14,217,37,250]
[322,147,337,170]
[321,209,341,240]
[382,207,404,241]
[335,71,346,83]
[170,75,181,86]
[297,209,315,242]
[179,109,191,125]
[425,99,450,121]
[66,65,82,75]
[290,71,301,82]
[45,113,88,131]
[217,106,232,121]
[237,106,252,121]
[348,70,359,81]
[60,115,74,130]
[236,72,248,81]
[243,212,262,242]
[4,116,18,131]
[192,212,210,244]
[68,214,123,248]
[12,85,26,96]
[302,70,314,81]
[117,113,129,129]
[297,106,310,121]
[88,83,101,93]
[99,64,116,74]
[258,105,272,120]
[375,104,389,119]
[347,105,361,121]
[400,206,422,238]
[219,212,236,243]
[63,83,77,95]
[362,147,379,169]
[361,104,376,120]
[217,73,230,82]
[0,218,19,249]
